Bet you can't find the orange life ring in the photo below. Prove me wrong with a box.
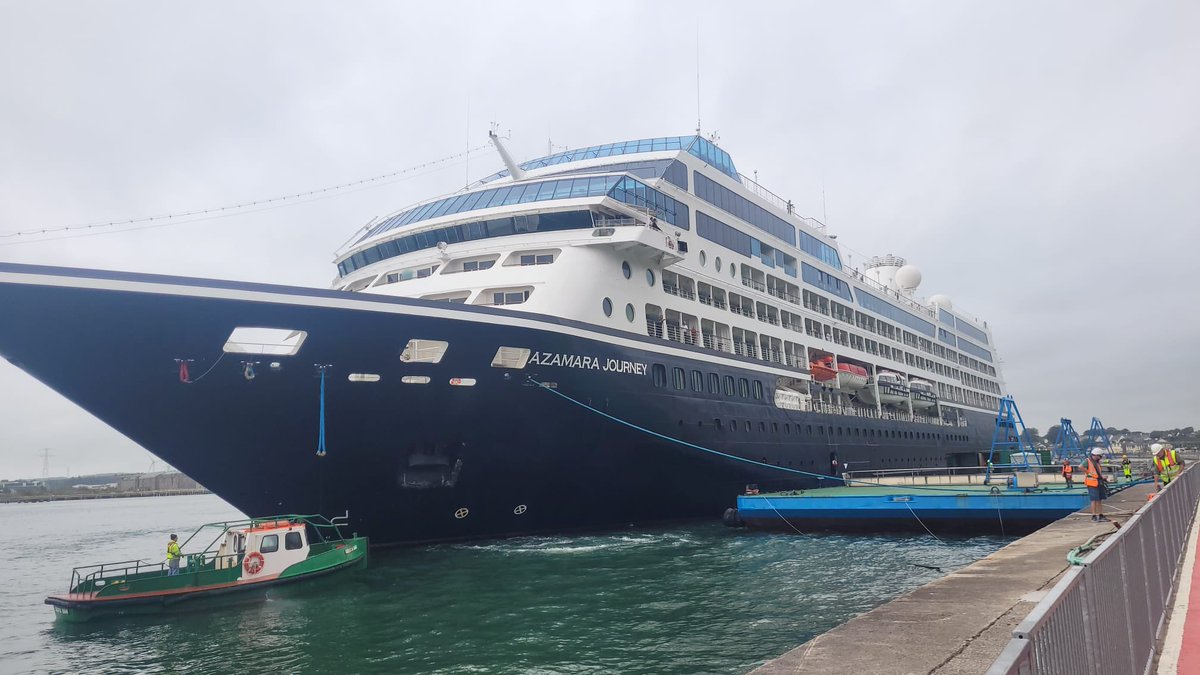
[243,551,265,575]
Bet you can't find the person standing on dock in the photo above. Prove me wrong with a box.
[1061,458,1074,488]
[1121,455,1132,482]
[166,534,182,576]
[1084,449,1108,522]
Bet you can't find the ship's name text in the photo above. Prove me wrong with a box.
[527,351,647,375]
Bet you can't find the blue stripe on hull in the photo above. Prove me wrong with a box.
[0,266,997,544]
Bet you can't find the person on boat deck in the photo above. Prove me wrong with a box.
[1084,449,1109,522]
[1121,455,1132,481]
[166,534,182,576]
[1061,458,1074,488]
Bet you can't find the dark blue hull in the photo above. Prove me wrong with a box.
[0,263,996,545]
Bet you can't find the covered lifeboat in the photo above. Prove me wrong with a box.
[909,378,938,410]
[836,362,868,390]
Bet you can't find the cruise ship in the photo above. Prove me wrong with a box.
[0,133,1006,544]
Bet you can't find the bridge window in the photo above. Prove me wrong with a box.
[260,534,279,553]
[285,532,304,550]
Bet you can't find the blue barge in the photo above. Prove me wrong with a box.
[735,484,1094,535]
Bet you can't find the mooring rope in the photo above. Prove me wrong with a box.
[760,496,808,536]
[527,376,1019,496]
[904,502,944,543]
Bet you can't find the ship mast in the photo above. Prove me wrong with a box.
[488,129,526,181]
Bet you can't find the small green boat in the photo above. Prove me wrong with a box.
[46,514,367,622]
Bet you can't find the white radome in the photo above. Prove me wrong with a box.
[895,265,922,291]
[929,294,953,310]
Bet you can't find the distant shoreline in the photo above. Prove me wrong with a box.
[0,489,210,504]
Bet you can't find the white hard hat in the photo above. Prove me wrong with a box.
[1091,448,1103,456]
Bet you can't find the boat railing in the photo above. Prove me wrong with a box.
[68,550,249,593]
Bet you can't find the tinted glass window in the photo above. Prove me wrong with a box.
[723,375,735,396]
[260,534,279,553]
[738,378,749,398]
[285,531,303,550]
[652,364,666,387]
[708,373,720,394]
[672,367,685,390]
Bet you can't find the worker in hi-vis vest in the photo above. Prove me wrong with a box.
[1153,445,1183,490]
[1061,458,1074,488]
[1121,455,1132,481]
[166,534,182,576]
[1084,449,1108,522]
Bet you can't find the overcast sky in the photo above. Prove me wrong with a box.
[1,1,1197,478]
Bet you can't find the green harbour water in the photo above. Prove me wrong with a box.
[0,494,1010,674]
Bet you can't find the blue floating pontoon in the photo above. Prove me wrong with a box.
[735,484,1095,535]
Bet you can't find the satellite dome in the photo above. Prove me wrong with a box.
[895,265,922,291]
[929,294,953,310]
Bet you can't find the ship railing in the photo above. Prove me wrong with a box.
[989,465,1200,675]
[698,294,712,306]
[663,283,679,297]
[844,464,1034,484]
[741,277,767,293]
[712,298,727,310]
[737,172,827,232]
[645,320,664,339]
[593,217,640,227]
[678,287,695,301]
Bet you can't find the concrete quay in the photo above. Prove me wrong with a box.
[750,482,1156,675]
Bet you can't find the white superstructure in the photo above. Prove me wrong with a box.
[331,134,1005,423]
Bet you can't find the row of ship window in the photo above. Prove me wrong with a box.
[704,417,972,443]
[652,364,766,400]
[652,261,1001,393]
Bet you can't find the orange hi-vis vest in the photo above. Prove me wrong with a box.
[1155,451,1178,474]
[1084,458,1101,488]
[1062,462,1073,476]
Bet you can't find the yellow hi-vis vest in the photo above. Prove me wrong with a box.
[166,541,181,561]
[1155,451,1179,476]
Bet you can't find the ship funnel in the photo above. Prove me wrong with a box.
[488,130,527,182]
[863,254,906,291]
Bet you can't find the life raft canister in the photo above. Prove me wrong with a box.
[243,551,265,575]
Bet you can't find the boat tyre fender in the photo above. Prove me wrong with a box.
[722,508,744,528]
[243,551,265,575]
[989,486,1001,495]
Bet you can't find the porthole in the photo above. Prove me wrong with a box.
[625,303,635,322]
[621,261,631,279]
[699,251,707,267]
[729,263,736,278]
[602,297,613,317]
[646,269,656,287]
[715,257,722,272]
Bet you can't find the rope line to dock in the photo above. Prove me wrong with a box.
[527,377,1047,495]
[903,502,943,543]
[760,496,808,536]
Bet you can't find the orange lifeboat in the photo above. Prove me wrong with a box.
[810,355,838,382]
